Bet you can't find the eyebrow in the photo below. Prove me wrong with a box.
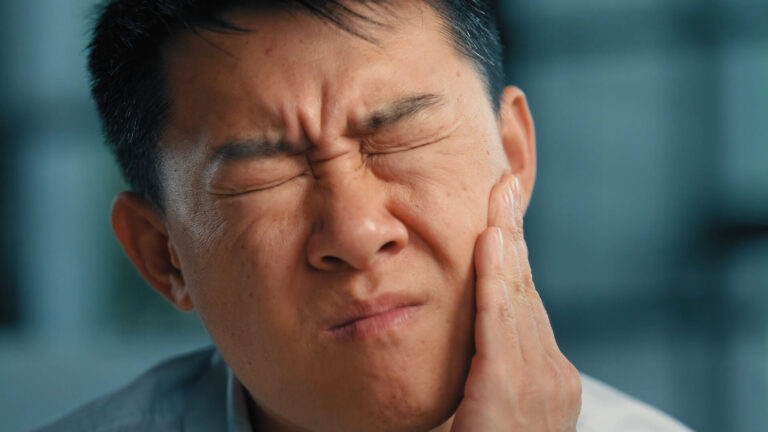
[361,93,444,132]
[209,93,445,165]
[212,138,293,163]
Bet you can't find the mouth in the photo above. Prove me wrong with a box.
[326,296,424,340]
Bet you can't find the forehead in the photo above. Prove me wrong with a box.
[161,1,479,144]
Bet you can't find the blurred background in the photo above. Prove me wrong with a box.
[1,0,766,431]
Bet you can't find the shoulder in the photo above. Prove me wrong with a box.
[35,346,228,432]
[577,374,693,432]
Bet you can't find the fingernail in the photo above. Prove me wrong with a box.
[492,227,504,263]
[504,182,515,215]
[512,177,522,204]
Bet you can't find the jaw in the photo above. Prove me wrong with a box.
[242,301,473,432]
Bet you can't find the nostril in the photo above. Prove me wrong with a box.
[322,255,344,266]
[380,241,397,252]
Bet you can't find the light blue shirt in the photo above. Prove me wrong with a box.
[36,346,692,432]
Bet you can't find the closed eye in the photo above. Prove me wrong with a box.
[364,134,450,157]
[362,119,461,156]
[210,170,310,197]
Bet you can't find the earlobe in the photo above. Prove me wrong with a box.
[498,86,537,212]
[111,192,194,311]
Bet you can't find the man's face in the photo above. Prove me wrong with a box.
[159,3,513,431]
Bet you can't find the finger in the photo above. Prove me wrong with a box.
[487,174,520,249]
[504,245,545,364]
[489,174,561,360]
[484,176,544,364]
[503,176,562,357]
[473,226,519,360]
[522,273,562,357]
[502,180,578,422]
[487,175,526,294]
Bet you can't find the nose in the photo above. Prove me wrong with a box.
[306,175,408,272]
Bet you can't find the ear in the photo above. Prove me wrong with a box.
[498,86,537,212]
[111,192,194,311]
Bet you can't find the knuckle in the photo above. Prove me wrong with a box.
[509,225,525,243]
[532,357,573,404]
[544,358,564,391]
[522,271,536,292]
[476,278,505,304]
[561,361,583,397]
[521,290,540,309]
[477,260,506,282]
[569,368,583,394]
[496,300,515,324]
[476,278,506,305]
[491,266,507,282]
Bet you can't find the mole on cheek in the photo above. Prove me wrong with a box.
[265,47,273,55]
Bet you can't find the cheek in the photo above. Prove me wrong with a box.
[181,194,310,335]
[382,138,503,262]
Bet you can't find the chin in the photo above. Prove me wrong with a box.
[262,343,469,432]
[258,377,461,432]
[323,347,470,432]
[323,389,460,432]
[251,286,476,432]
[336,308,473,430]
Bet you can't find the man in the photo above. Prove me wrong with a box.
[40,0,691,431]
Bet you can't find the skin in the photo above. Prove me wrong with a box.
[111,2,581,431]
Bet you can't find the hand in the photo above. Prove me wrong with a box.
[451,175,582,432]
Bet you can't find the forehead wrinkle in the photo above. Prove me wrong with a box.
[177,2,460,162]
[298,70,359,148]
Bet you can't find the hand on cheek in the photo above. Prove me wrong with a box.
[451,175,582,432]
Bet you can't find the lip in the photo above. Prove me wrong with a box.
[326,294,424,340]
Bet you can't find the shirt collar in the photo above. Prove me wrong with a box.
[178,348,254,432]
[227,366,255,432]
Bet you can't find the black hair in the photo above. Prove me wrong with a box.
[87,0,504,210]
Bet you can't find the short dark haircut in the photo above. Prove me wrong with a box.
[87,0,504,210]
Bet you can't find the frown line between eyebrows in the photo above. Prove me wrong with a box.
[207,93,445,168]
